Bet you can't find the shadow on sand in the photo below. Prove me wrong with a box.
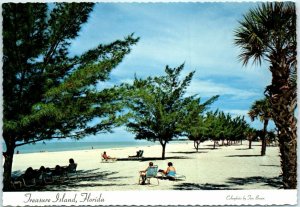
[169,151,208,154]
[226,176,283,188]
[173,176,282,190]
[226,155,262,157]
[13,168,131,191]
[117,156,190,161]
[235,148,253,150]
[173,183,237,190]
[260,164,281,167]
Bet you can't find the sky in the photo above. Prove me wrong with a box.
[68,3,275,142]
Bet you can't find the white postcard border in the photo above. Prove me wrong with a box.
[3,190,298,206]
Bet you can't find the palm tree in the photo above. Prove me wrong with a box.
[234,2,297,189]
[248,98,272,156]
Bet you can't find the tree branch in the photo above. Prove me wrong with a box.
[15,136,67,147]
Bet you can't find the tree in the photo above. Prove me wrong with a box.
[234,2,296,188]
[204,111,222,148]
[248,98,272,156]
[245,127,256,149]
[2,3,138,190]
[124,64,218,159]
[204,111,248,148]
[182,98,218,152]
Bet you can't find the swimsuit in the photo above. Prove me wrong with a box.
[167,171,176,176]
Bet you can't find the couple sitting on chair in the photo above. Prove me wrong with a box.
[139,162,176,185]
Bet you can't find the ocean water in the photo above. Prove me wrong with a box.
[4,141,157,154]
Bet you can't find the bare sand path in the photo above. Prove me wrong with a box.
[12,141,281,191]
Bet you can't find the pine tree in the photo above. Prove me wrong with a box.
[2,3,138,190]
[123,64,218,159]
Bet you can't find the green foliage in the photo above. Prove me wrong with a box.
[124,64,191,142]
[181,97,219,143]
[204,111,249,142]
[3,3,139,146]
[248,98,272,122]
[123,64,218,158]
[234,2,296,71]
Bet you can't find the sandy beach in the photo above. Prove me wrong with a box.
[11,141,281,191]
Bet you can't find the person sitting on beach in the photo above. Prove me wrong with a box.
[67,158,77,173]
[139,162,153,185]
[102,151,116,161]
[53,165,63,176]
[129,150,142,158]
[160,162,176,177]
[44,167,53,183]
[23,167,37,185]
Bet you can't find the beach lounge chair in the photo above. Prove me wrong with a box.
[42,168,54,184]
[22,174,37,188]
[129,150,144,160]
[139,165,159,185]
[22,177,36,187]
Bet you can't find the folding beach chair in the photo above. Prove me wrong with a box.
[66,163,78,180]
[43,172,54,184]
[22,174,36,188]
[139,165,159,185]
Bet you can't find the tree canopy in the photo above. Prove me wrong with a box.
[123,64,218,159]
[2,2,138,190]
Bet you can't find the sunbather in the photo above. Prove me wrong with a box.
[67,158,77,172]
[36,166,46,184]
[22,167,37,187]
[129,150,142,157]
[139,162,154,185]
[159,162,176,177]
[102,151,116,161]
[53,165,63,176]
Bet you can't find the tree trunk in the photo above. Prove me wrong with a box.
[268,87,297,189]
[194,140,200,152]
[249,139,252,149]
[241,139,243,145]
[3,141,15,191]
[261,119,269,156]
[161,142,166,160]
[265,61,297,189]
[213,141,216,149]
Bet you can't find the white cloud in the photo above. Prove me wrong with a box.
[223,109,249,117]
[186,79,260,100]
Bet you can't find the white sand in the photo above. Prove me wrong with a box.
[12,141,281,191]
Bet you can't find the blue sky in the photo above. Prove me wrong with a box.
[68,3,275,142]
